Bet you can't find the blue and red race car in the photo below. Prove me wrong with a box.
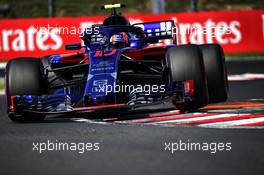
[5,4,228,122]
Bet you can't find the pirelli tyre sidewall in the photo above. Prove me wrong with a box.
[200,44,228,103]
[5,57,46,122]
[166,44,209,111]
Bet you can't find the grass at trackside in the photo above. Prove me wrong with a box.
[225,53,264,61]
[226,53,264,57]
[0,79,4,90]
[0,61,4,90]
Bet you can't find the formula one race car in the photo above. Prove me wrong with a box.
[5,4,228,122]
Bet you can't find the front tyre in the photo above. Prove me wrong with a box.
[5,58,47,122]
[166,44,209,111]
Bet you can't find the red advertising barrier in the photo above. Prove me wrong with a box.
[0,10,264,61]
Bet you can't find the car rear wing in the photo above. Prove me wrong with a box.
[132,20,176,43]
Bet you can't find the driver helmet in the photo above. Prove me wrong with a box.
[110,32,128,48]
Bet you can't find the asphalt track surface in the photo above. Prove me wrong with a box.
[1,60,264,175]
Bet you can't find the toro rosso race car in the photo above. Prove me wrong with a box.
[5,4,228,122]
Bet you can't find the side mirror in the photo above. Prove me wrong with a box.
[65,43,82,50]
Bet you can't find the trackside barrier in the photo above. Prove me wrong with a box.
[0,9,263,62]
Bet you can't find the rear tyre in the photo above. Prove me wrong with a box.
[5,58,47,122]
[166,44,209,111]
[200,44,228,103]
